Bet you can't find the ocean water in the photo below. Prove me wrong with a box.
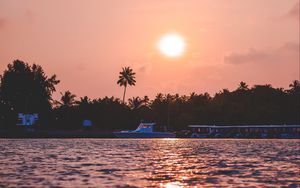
[0,139,299,187]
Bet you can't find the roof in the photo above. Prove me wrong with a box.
[140,123,156,126]
[188,125,300,128]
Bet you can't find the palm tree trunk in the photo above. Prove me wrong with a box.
[122,85,127,103]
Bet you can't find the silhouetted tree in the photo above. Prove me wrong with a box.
[76,96,92,120]
[117,67,136,103]
[237,81,249,91]
[142,96,150,107]
[286,80,300,124]
[76,96,91,106]
[52,91,78,130]
[128,96,150,110]
[288,80,300,94]
[0,60,59,127]
[128,97,143,110]
[57,91,76,107]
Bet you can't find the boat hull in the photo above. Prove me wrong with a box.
[113,132,176,138]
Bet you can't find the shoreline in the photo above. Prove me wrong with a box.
[0,130,299,139]
[0,130,115,138]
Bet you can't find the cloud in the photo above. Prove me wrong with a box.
[0,18,7,29]
[138,65,147,73]
[278,42,300,52]
[224,42,299,65]
[129,55,154,75]
[224,48,267,64]
[287,2,299,20]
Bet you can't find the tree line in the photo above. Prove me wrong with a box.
[0,60,299,131]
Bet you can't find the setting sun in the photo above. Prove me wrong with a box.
[158,33,185,57]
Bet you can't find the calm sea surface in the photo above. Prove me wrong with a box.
[0,139,299,187]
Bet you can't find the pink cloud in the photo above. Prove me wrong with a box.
[287,2,299,20]
[224,42,299,65]
[224,48,267,64]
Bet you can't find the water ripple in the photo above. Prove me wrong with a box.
[0,139,299,187]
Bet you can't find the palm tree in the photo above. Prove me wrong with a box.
[237,81,249,91]
[117,67,136,103]
[128,97,143,110]
[288,80,300,94]
[142,95,150,107]
[58,91,76,107]
[128,96,150,110]
[76,96,91,106]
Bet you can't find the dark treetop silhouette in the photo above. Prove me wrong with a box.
[0,60,299,131]
[56,91,77,108]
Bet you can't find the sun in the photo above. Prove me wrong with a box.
[158,33,185,58]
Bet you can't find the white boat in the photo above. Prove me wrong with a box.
[113,123,176,138]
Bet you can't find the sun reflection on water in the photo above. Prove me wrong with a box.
[163,182,183,188]
[161,138,179,141]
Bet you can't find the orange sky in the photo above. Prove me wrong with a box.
[0,0,299,100]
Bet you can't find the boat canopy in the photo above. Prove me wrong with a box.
[134,123,156,133]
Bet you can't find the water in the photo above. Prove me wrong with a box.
[0,139,299,187]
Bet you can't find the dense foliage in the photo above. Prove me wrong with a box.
[0,60,299,131]
[0,60,59,128]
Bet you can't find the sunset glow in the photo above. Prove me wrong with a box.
[158,34,185,57]
[0,0,298,99]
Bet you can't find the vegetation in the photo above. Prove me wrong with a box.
[0,60,299,131]
[0,60,59,128]
[56,91,77,107]
[117,67,136,103]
